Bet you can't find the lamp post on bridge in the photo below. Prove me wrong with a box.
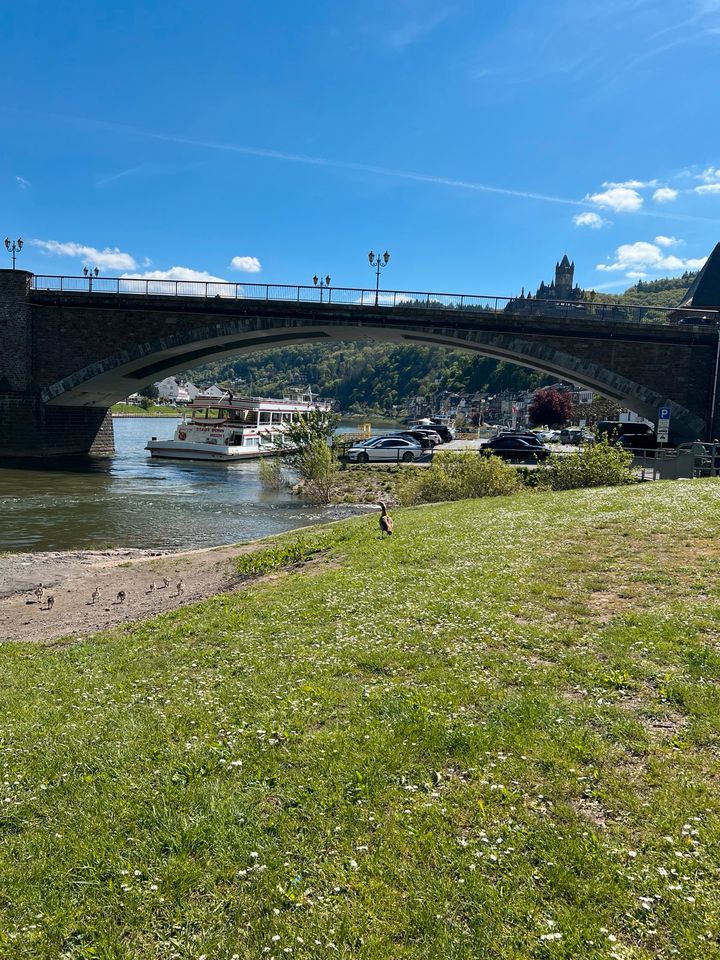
[4,237,23,269]
[368,250,390,306]
[84,265,99,292]
[313,274,331,303]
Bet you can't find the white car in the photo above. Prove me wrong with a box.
[347,436,424,463]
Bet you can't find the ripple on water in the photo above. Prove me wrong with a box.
[0,418,364,553]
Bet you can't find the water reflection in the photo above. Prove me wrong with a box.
[0,418,365,553]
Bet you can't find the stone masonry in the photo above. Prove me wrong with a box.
[1,268,720,457]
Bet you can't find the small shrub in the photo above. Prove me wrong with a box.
[533,439,634,491]
[295,439,340,504]
[399,452,521,505]
[258,457,285,491]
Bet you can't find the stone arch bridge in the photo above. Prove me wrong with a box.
[1,268,719,457]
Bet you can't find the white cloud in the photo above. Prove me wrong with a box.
[655,235,680,247]
[229,256,262,273]
[653,187,678,203]
[573,211,608,228]
[596,240,707,275]
[120,266,228,282]
[626,271,648,279]
[30,239,137,271]
[602,179,658,189]
[697,166,720,184]
[586,186,643,213]
[15,176,30,189]
[695,183,720,195]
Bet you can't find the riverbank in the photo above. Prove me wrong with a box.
[0,538,324,643]
[112,402,179,417]
[2,481,720,956]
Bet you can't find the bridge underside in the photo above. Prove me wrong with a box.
[1,271,717,457]
[40,319,708,442]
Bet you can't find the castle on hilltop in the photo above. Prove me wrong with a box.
[523,254,584,303]
[507,254,585,314]
[534,254,583,301]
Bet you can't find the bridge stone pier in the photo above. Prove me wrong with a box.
[1,266,719,458]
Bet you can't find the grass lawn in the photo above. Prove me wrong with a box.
[112,403,180,417]
[2,481,720,958]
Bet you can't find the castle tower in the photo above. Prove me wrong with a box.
[554,254,574,299]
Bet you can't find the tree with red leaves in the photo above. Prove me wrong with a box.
[528,387,573,428]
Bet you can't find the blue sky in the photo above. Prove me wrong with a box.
[2,0,719,297]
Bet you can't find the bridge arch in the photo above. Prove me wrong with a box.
[40,313,705,439]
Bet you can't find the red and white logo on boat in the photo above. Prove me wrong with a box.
[178,430,187,440]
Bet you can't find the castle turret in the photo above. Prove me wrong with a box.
[554,254,574,299]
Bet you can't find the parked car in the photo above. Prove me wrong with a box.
[399,429,442,449]
[413,422,455,442]
[677,315,716,326]
[545,430,562,443]
[618,434,660,451]
[559,428,595,445]
[480,435,551,461]
[596,420,655,446]
[347,436,424,463]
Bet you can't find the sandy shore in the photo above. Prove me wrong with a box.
[0,543,259,644]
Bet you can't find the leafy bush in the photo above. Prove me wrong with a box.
[532,439,634,490]
[398,451,521,505]
[295,439,340,504]
[258,457,285,491]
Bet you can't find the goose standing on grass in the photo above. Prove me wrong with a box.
[117,590,127,604]
[44,595,55,611]
[34,583,44,603]
[175,579,185,596]
[378,501,394,538]
[90,587,100,605]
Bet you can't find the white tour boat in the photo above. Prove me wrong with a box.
[146,391,332,462]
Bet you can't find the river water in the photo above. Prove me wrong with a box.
[0,418,372,554]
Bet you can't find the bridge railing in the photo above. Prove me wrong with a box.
[30,275,719,327]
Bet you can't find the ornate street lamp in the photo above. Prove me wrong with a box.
[313,274,331,303]
[4,237,23,269]
[84,265,100,292]
[368,250,390,306]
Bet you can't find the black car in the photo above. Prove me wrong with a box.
[481,436,551,461]
[678,315,716,326]
[618,433,660,451]
[399,430,442,449]
[423,423,454,443]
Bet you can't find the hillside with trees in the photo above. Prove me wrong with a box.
[188,273,696,414]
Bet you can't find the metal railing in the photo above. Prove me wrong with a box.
[29,274,720,327]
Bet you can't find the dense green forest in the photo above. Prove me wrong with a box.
[188,273,695,414]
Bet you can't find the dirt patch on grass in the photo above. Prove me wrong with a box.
[570,797,609,828]
[0,541,324,644]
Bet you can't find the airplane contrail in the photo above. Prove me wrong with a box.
[10,109,720,224]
